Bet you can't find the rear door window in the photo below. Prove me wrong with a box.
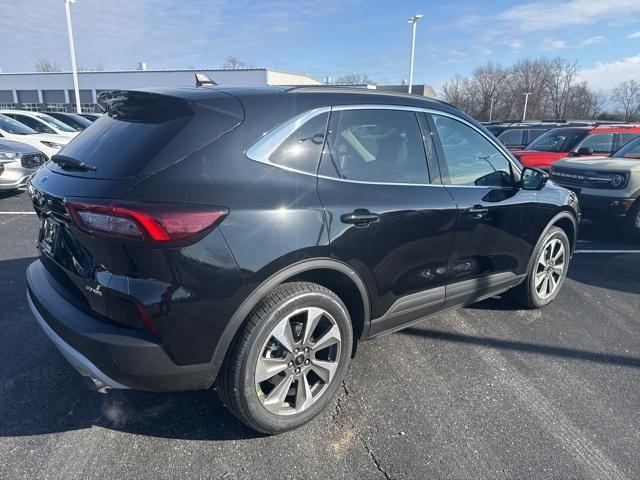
[319,109,429,184]
[13,114,55,134]
[577,133,614,154]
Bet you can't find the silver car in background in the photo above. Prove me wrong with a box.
[0,139,47,191]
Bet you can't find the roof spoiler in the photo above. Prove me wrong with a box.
[195,73,217,87]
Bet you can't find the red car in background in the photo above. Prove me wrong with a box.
[512,125,640,170]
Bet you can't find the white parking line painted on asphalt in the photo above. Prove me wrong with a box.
[0,212,36,215]
[575,249,640,254]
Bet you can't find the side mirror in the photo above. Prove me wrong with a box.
[521,167,548,190]
[576,146,594,156]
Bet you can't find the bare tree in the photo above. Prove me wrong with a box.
[222,56,246,69]
[470,62,508,121]
[612,80,640,121]
[441,75,476,114]
[547,57,579,119]
[334,73,376,85]
[34,58,62,72]
[440,56,609,122]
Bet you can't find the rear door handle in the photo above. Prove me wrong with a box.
[465,205,489,218]
[340,209,380,226]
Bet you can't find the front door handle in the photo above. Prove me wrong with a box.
[465,205,489,218]
[340,209,380,226]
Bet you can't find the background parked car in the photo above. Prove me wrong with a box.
[0,139,47,191]
[496,124,557,150]
[550,136,640,240]
[0,110,79,138]
[0,114,70,158]
[78,113,102,122]
[513,124,640,170]
[45,112,93,131]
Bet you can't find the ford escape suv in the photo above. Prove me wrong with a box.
[26,87,579,434]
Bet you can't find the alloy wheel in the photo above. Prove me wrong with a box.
[255,307,341,416]
[534,237,566,300]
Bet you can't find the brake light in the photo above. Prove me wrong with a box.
[64,200,227,242]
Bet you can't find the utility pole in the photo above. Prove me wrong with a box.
[522,92,532,121]
[64,0,82,113]
[489,98,495,122]
[407,14,423,94]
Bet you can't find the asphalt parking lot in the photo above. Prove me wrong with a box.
[1,189,639,480]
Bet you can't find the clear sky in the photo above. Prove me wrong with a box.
[1,0,639,93]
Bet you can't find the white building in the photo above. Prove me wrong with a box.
[0,67,322,112]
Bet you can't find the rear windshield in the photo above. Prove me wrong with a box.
[49,90,243,179]
[0,114,37,135]
[526,129,588,152]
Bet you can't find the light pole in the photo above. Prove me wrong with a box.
[489,97,495,122]
[407,14,423,94]
[522,92,532,121]
[64,0,82,113]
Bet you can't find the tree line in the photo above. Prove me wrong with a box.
[440,57,640,123]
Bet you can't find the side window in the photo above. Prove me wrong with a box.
[578,133,614,154]
[619,133,639,149]
[269,112,328,174]
[15,115,54,134]
[497,129,524,147]
[320,109,428,184]
[527,129,546,143]
[432,114,514,187]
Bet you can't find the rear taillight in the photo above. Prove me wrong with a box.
[64,200,227,242]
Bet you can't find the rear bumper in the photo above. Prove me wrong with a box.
[27,260,216,392]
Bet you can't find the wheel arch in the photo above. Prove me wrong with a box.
[527,210,578,275]
[209,258,370,383]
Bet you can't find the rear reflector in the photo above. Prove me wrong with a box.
[65,200,227,242]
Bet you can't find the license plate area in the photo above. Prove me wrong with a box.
[40,217,60,257]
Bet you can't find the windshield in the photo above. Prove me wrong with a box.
[0,114,37,135]
[36,113,77,133]
[526,129,587,152]
[614,136,640,159]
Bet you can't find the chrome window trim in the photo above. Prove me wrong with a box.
[245,103,521,187]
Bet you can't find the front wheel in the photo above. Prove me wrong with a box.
[625,201,640,242]
[511,226,571,308]
[217,282,353,434]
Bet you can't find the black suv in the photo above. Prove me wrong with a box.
[26,87,579,434]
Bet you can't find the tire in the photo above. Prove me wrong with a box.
[510,226,571,308]
[217,282,353,434]
[625,200,640,242]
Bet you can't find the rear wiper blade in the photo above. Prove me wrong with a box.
[52,155,97,172]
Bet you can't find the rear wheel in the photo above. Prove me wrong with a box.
[511,226,570,308]
[217,282,353,434]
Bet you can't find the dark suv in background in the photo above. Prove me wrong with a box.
[26,87,579,433]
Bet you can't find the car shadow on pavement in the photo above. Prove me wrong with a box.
[0,188,26,200]
[0,256,260,441]
[398,326,640,370]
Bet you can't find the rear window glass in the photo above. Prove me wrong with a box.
[50,91,243,179]
[497,129,524,146]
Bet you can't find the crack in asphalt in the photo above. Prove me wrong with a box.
[332,381,393,480]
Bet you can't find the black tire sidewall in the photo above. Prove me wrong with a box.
[239,289,353,433]
[528,227,570,308]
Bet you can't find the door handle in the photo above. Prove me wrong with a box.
[465,205,489,218]
[340,209,380,226]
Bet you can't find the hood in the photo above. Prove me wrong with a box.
[554,156,640,172]
[0,138,41,155]
[511,149,568,167]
